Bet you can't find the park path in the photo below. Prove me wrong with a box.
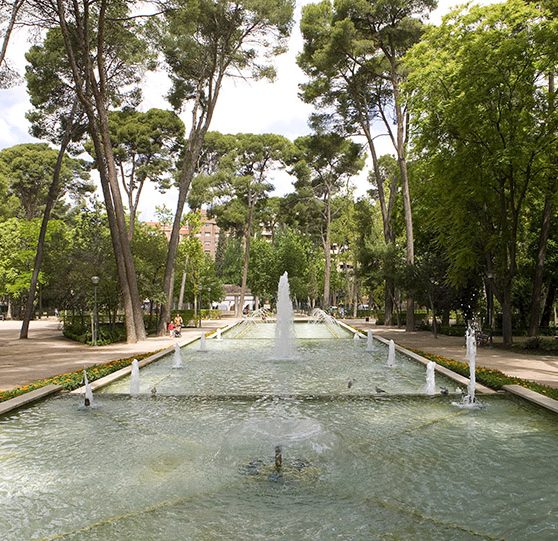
[0,318,228,391]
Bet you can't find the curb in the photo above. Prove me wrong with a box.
[0,384,62,417]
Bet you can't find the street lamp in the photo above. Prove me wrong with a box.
[91,276,100,346]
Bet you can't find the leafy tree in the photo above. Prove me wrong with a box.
[215,233,243,285]
[293,133,364,308]
[406,0,558,344]
[299,0,436,329]
[191,132,293,315]
[0,143,90,220]
[20,30,92,338]
[154,0,295,334]
[33,0,154,342]
[248,238,276,305]
[105,108,185,239]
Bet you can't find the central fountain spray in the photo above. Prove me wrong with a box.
[274,271,294,359]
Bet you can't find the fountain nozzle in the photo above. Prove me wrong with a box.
[274,445,283,472]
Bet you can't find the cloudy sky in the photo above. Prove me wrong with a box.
[0,0,496,220]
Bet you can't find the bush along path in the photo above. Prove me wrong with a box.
[0,351,162,404]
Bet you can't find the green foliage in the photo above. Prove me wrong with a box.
[155,0,294,111]
[0,143,92,220]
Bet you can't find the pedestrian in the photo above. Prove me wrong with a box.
[168,321,175,337]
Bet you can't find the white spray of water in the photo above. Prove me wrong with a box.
[387,339,396,367]
[425,361,436,395]
[366,330,374,352]
[172,343,182,368]
[274,272,295,359]
[199,333,207,352]
[130,359,140,396]
[353,333,360,342]
[83,369,94,406]
[216,328,222,341]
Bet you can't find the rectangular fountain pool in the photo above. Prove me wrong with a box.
[0,322,557,540]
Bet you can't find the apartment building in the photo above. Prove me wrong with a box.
[146,209,220,258]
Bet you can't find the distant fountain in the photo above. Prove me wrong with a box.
[83,369,93,407]
[216,328,222,341]
[425,361,436,395]
[353,332,360,342]
[199,333,208,352]
[387,339,396,367]
[366,330,375,352]
[172,343,182,368]
[130,359,140,396]
[309,308,342,337]
[274,272,294,358]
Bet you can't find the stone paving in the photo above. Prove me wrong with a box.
[1,317,557,392]
[0,318,229,391]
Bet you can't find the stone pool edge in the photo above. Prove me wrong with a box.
[339,320,558,415]
[0,384,62,416]
[336,320,497,395]
[69,320,241,395]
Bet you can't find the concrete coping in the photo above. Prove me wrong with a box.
[0,384,62,417]
[503,384,558,415]
[336,319,496,395]
[70,320,241,395]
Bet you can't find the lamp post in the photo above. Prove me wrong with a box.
[91,276,100,346]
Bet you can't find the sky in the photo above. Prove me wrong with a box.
[0,0,496,221]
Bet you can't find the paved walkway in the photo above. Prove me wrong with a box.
[351,322,558,389]
[2,318,558,392]
[0,318,231,391]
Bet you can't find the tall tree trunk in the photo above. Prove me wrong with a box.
[158,138,207,334]
[20,104,77,339]
[528,74,555,337]
[501,285,513,346]
[55,0,144,342]
[94,94,146,341]
[540,281,556,330]
[0,0,25,77]
[528,191,554,336]
[239,201,254,318]
[178,269,187,310]
[384,277,394,325]
[391,70,415,332]
[322,196,332,309]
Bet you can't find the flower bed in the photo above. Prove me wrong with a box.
[0,350,162,404]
